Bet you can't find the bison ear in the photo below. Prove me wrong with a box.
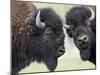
[66,28,73,37]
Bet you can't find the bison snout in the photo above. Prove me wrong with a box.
[77,35,89,46]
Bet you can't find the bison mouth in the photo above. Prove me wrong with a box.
[44,46,65,71]
[80,46,90,61]
[79,42,89,49]
[80,51,90,61]
[56,46,65,57]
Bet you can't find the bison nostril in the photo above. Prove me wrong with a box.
[57,48,65,57]
[78,39,82,42]
[84,37,87,40]
[84,37,88,43]
[58,49,65,54]
[59,49,64,52]
[77,39,82,45]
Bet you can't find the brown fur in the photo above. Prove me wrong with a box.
[11,0,36,74]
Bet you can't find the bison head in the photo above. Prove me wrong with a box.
[27,8,65,71]
[65,6,96,61]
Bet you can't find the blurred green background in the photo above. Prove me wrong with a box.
[19,2,95,73]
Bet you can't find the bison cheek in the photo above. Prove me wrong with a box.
[45,57,57,72]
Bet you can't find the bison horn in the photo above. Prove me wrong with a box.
[36,10,45,29]
[64,24,70,29]
[63,17,70,29]
[88,7,95,21]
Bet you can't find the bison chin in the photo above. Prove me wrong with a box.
[74,39,90,61]
[45,57,57,71]
[79,47,91,61]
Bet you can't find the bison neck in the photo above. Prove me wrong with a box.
[89,45,96,65]
[89,37,96,65]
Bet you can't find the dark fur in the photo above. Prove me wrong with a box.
[65,6,96,64]
[12,7,65,75]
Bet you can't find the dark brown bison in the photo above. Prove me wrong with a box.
[11,1,65,75]
[65,6,96,65]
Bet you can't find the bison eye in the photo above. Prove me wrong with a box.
[70,30,74,35]
[45,30,53,36]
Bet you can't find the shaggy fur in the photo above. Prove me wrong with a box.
[11,1,36,74]
[12,2,65,74]
[65,6,96,64]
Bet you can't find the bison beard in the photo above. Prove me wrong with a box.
[12,7,65,75]
[65,6,96,65]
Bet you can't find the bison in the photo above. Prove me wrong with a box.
[11,1,65,74]
[64,6,96,65]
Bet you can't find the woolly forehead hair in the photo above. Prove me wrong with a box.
[68,6,91,17]
[66,6,92,25]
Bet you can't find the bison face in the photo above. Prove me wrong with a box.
[69,22,94,61]
[28,8,65,71]
[65,6,96,61]
[40,27,65,71]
